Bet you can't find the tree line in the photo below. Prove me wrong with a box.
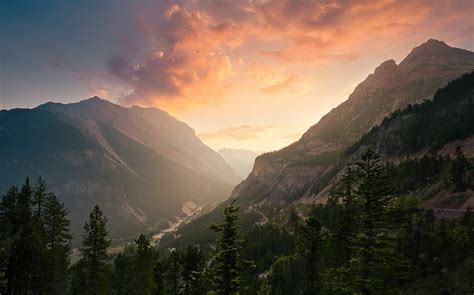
[1,148,473,294]
[0,178,248,294]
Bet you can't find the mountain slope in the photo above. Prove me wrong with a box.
[307,71,474,208]
[160,69,474,255]
[0,98,238,242]
[232,39,474,204]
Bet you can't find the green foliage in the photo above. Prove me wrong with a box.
[72,205,112,295]
[449,146,473,192]
[43,192,72,293]
[346,149,408,293]
[113,234,157,295]
[181,245,205,295]
[164,249,181,295]
[0,177,71,294]
[298,214,324,294]
[347,72,474,157]
[208,200,244,294]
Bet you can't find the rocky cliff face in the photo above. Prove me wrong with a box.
[0,98,238,242]
[233,39,474,205]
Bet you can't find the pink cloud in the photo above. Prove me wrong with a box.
[107,0,473,109]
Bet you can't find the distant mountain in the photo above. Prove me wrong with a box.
[0,97,239,242]
[218,148,261,179]
[232,39,474,204]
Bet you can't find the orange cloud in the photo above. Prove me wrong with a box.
[107,0,473,112]
[260,75,295,94]
[107,4,243,110]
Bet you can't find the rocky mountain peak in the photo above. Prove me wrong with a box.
[399,39,474,74]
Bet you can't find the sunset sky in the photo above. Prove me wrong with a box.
[1,0,473,151]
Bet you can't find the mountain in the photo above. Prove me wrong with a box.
[159,68,474,256]
[160,72,474,294]
[0,97,239,242]
[312,71,474,208]
[232,39,474,205]
[218,148,261,179]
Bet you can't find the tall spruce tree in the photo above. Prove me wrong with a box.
[181,245,205,295]
[73,205,111,295]
[113,246,134,295]
[348,149,406,294]
[132,234,157,294]
[209,200,243,295]
[0,186,17,293]
[32,177,48,220]
[299,212,324,295]
[5,178,46,294]
[153,250,165,295]
[43,192,72,294]
[165,249,181,295]
[330,168,357,266]
[449,146,471,192]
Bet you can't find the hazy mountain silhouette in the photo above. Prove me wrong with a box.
[218,148,262,179]
[0,97,239,242]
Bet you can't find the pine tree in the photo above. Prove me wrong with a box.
[323,168,359,293]
[449,146,471,192]
[330,168,357,265]
[73,205,111,295]
[348,149,406,294]
[257,279,272,295]
[153,250,165,295]
[165,249,181,295]
[43,192,72,294]
[0,186,17,293]
[5,178,46,294]
[113,246,134,295]
[299,213,323,295]
[132,234,157,294]
[32,177,48,220]
[209,200,243,295]
[181,245,205,295]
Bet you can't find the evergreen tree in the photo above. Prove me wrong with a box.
[208,200,243,295]
[165,249,181,295]
[256,279,272,295]
[5,178,46,294]
[73,205,111,295]
[32,177,48,220]
[113,246,134,295]
[0,187,17,293]
[132,234,157,294]
[43,192,72,294]
[153,250,165,295]
[330,168,357,266]
[348,149,406,294]
[181,245,205,295]
[449,146,471,192]
[298,213,323,295]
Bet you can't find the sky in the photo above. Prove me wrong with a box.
[1,0,473,152]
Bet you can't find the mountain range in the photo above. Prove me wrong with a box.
[1,39,473,246]
[160,39,474,250]
[0,98,239,242]
[232,39,474,206]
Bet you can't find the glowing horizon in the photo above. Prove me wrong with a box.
[1,0,473,151]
